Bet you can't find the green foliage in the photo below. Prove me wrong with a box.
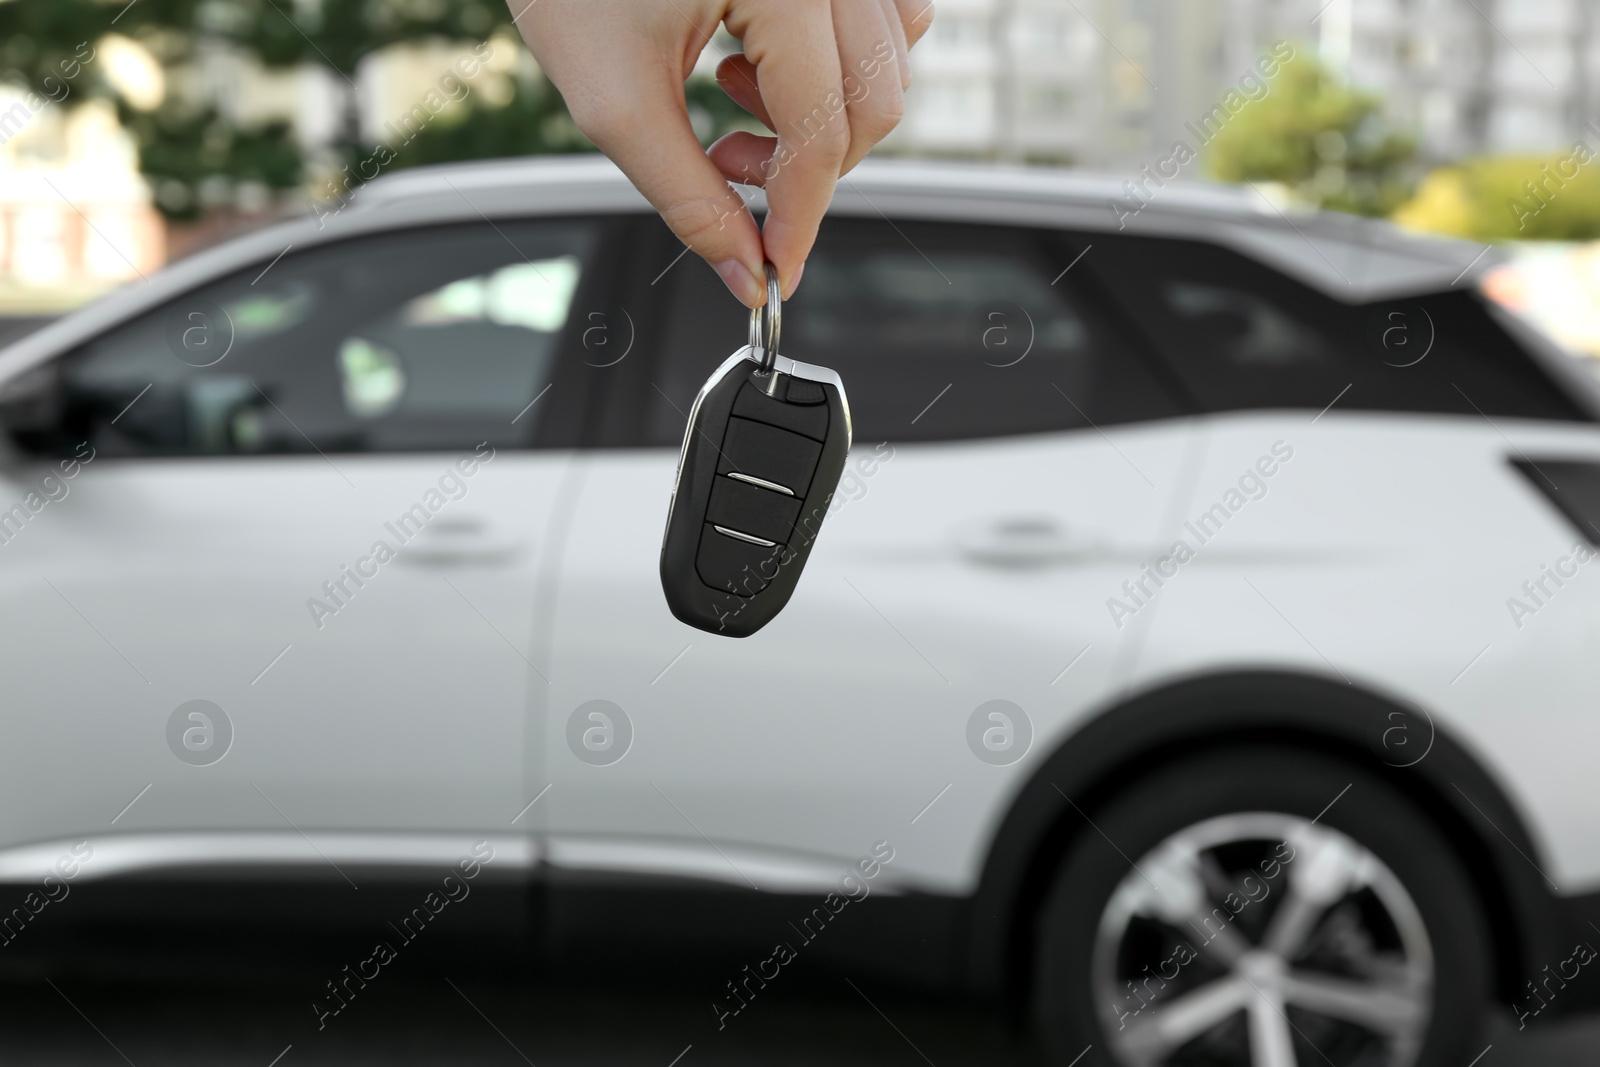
[384,71,760,170]
[2,0,525,219]
[1393,150,1600,241]
[383,73,594,170]
[3,0,762,221]
[685,75,767,143]
[108,0,515,74]
[1203,48,1417,216]
[0,0,116,98]
[116,100,301,221]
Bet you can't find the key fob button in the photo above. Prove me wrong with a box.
[695,524,783,597]
[706,475,803,546]
[731,381,830,439]
[717,417,822,497]
[783,378,827,405]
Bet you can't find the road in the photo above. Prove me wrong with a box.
[0,963,1595,1066]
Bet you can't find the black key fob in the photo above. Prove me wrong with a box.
[660,266,851,637]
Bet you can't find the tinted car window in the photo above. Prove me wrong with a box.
[643,219,1179,446]
[1088,234,1589,421]
[57,221,597,457]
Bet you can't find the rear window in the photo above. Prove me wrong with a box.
[1087,234,1590,422]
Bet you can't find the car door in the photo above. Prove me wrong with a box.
[542,218,1197,895]
[0,217,614,868]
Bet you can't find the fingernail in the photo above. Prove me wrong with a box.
[782,262,805,299]
[714,260,764,307]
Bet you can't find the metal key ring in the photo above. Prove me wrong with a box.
[747,262,782,373]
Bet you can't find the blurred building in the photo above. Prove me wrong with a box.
[0,94,164,313]
[1257,0,1600,162]
[888,0,1600,166]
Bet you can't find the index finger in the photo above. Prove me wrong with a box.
[595,68,769,306]
[735,2,850,297]
[527,19,769,308]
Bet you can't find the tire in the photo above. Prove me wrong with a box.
[1033,744,1491,1067]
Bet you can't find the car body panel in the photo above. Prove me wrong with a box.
[0,451,566,854]
[543,422,1196,894]
[1135,410,1600,891]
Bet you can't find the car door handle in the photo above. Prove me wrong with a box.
[955,517,1089,568]
[396,517,526,567]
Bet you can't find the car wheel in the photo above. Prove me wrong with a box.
[1033,745,1491,1067]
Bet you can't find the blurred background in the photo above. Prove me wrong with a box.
[6,0,1600,353]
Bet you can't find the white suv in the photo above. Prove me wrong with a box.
[1,157,1597,1067]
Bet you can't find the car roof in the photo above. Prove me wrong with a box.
[354,155,1496,298]
[0,156,1501,382]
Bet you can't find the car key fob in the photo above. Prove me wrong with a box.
[660,264,851,637]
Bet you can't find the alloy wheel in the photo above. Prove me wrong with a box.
[1091,812,1433,1067]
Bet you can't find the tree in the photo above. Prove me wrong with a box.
[113,0,516,218]
[1,0,759,222]
[0,0,113,93]
[388,63,761,172]
[384,75,590,170]
[1392,151,1600,241]
[1203,49,1417,217]
[113,0,515,142]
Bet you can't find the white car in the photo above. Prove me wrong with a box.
[1,157,1597,1067]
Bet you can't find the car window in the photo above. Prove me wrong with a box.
[1087,234,1589,421]
[58,221,597,457]
[642,219,1179,446]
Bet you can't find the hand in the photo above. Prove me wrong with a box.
[509,0,932,307]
